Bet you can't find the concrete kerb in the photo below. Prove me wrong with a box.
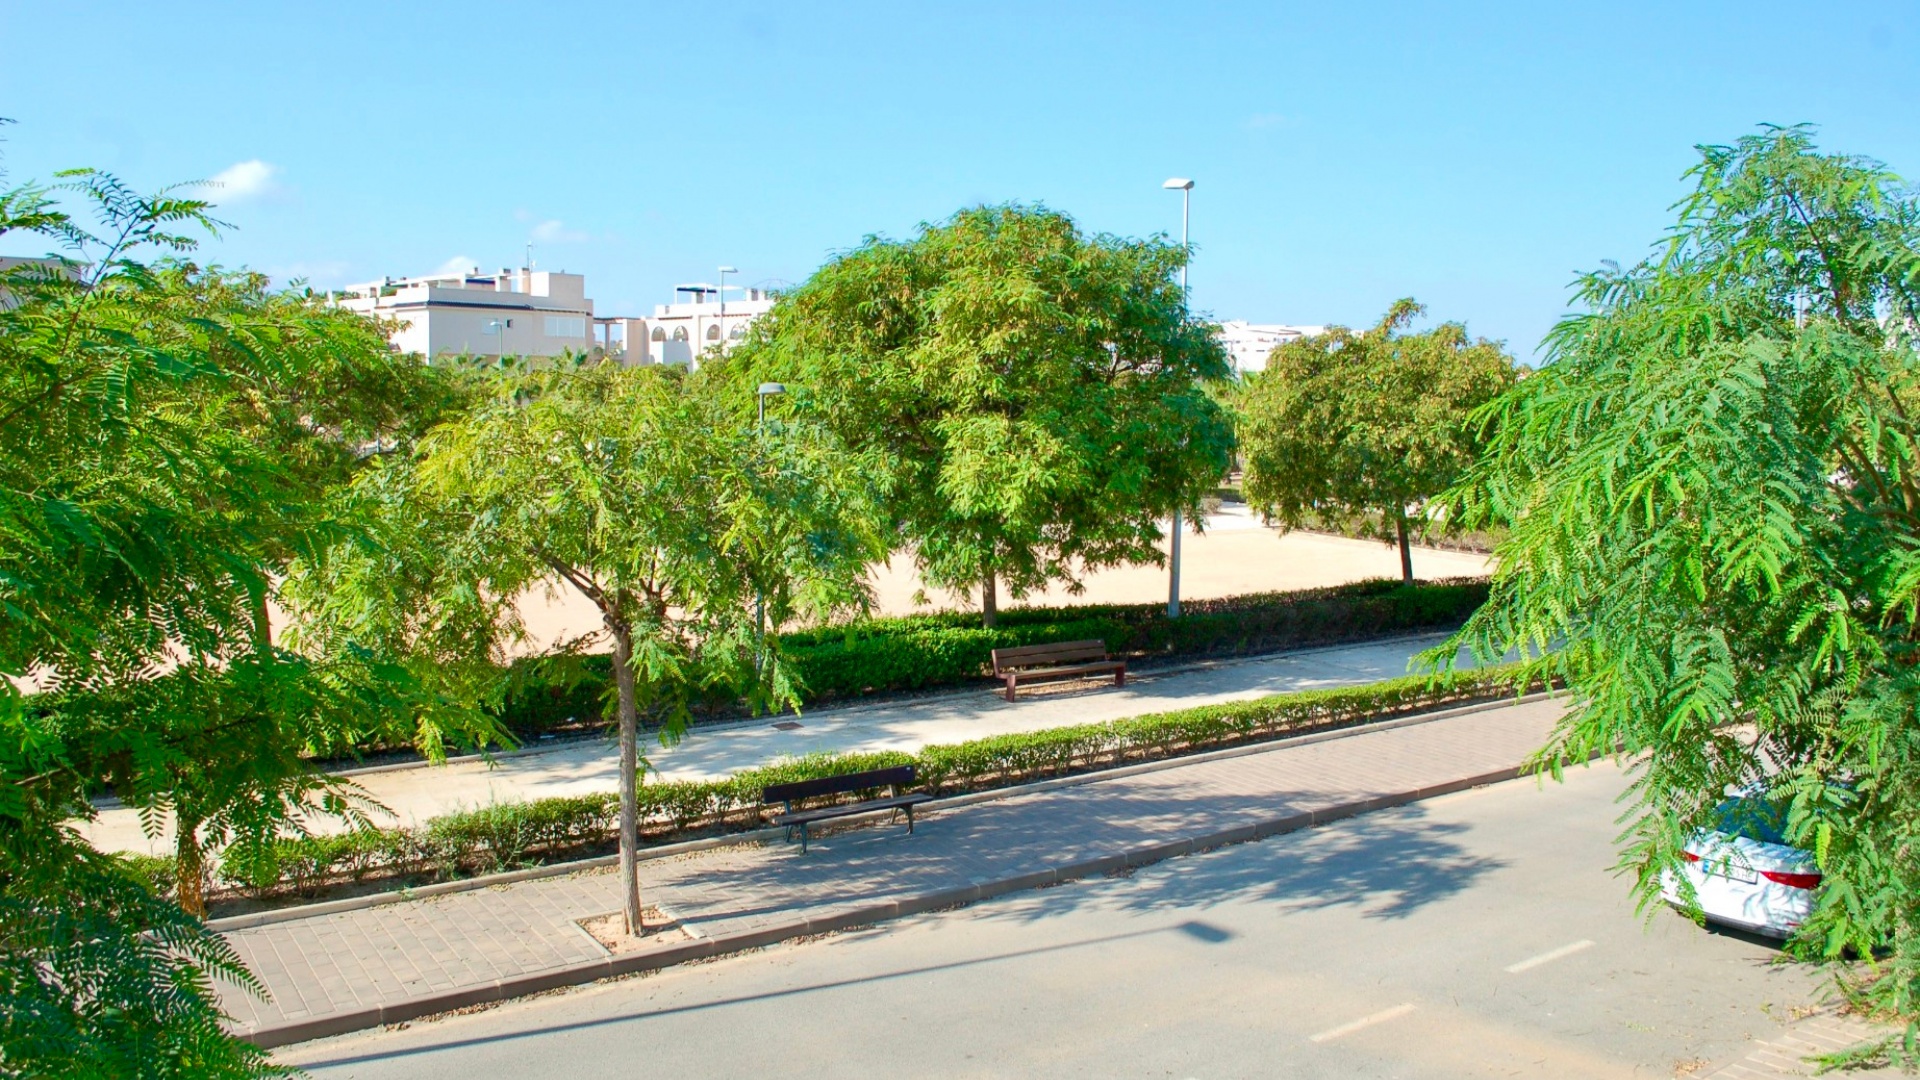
[244,759,1535,1050]
[208,690,1554,935]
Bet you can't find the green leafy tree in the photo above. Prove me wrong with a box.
[1437,127,1920,1048]
[289,362,880,933]
[1236,300,1518,583]
[727,204,1234,627]
[0,157,478,1075]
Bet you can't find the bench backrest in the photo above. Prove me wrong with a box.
[991,639,1110,673]
[761,765,916,806]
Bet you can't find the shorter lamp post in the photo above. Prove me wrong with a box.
[484,317,513,359]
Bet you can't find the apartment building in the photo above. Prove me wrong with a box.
[332,267,779,366]
[626,283,777,365]
[331,266,603,360]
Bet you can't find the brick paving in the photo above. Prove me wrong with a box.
[1705,1011,1899,1077]
[220,698,1562,1041]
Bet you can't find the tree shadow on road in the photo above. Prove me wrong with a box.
[971,801,1506,927]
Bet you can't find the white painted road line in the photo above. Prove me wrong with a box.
[1504,939,1596,974]
[1307,1003,1417,1043]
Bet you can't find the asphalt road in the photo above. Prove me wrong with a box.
[280,762,1835,1079]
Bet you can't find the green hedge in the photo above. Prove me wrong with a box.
[132,664,1528,905]
[496,578,1490,734]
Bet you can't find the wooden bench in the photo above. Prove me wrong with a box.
[990,639,1126,702]
[761,765,933,854]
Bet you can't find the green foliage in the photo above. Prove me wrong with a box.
[1237,300,1518,581]
[285,359,883,930]
[198,667,1520,902]
[490,579,1488,728]
[1437,126,1920,1020]
[2,841,291,1078]
[726,204,1235,625]
[0,156,472,1072]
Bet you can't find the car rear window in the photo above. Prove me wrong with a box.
[1709,796,1791,845]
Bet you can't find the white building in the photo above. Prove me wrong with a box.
[332,267,602,361]
[627,284,777,366]
[1217,319,1328,375]
[332,268,778,366]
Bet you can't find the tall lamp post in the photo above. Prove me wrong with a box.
[754,382,787,668]
[1162,177,1194,619]
[718,265,737,354]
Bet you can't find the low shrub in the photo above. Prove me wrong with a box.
[209,664,1532,905]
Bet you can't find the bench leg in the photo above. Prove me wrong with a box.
[799,822,809,854]
[1116,668,1126,689]
[906,804,915,835]
[1005,675,1018,703]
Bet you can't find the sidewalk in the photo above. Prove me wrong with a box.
[220,695,1561,1047]
[88,632,1467,855]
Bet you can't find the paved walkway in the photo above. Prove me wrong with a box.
[89,632,1468,854]
[219,696,1560,1046]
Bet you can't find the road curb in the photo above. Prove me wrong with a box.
[238,759,1535,1049]
[209,690,1551,933]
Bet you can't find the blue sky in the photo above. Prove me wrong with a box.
[3,1,1916,360]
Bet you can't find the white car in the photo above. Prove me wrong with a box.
[1661,793,1821,939]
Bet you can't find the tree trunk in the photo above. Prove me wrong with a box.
[1395,509,1414,585]
[981,568,998,630]
[175,817,207,918]
[610,622,644,935]
[253,590,273,650]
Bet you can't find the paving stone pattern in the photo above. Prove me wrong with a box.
[1705,1011,1900,1078]
[220,699,1562,1037]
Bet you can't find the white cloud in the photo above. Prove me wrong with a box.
[430,255,479,278]
[530,218,588,243]
[201,159,280,201]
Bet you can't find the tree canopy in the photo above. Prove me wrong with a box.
[1440,126,1920,1036]
[287,361,881,932]
[0,166,469,1074]
[1237,300,1517,582]
[726,204,1234,625]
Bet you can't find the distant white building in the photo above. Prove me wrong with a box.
[628,283,777,366]
[1217,319,1328,374]
[332,267,778,366]
[332,267,603,361]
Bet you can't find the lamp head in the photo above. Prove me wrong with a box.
[757,382,787,397]
[718,265,738,274]
[1162,177,1194,190]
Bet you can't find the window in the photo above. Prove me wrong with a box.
[544,315,586,338]
[705,323,721,341]
[729,324,747,340]
[671,326,689,341]
[650,326,667,342]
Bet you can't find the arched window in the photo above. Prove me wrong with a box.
[671,326,689,341]
[705,323,721,341]
[729,324,747,340]
[650,326,666,342]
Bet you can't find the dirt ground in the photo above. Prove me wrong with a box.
[511,512,1492,653]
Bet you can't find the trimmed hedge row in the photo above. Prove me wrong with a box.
[129,664,1528,906]
[497,577,1490,733]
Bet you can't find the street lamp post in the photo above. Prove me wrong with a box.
[754,382,787,669]
[1162,177,1194,619]
[484,317,513,359]
[718,265,737,353]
